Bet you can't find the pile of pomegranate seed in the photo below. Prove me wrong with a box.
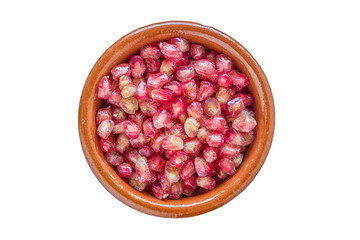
[96,37,256,199]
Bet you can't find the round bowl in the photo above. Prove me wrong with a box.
[78,21,275,218]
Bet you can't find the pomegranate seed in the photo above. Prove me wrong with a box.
[180,79,198,100]
[124,148,142,167]
[119,97,138,114]
[108,89,122,107]
[197,176,216,190]
[147,155,166,172]
[217,158,236,175]
[157,171,171,191]
[204,50,217,65]
[216,73,233,87]
[150,89,174,103]
[175,65,195,81]
[179,160,196,180]
[112,121,125,134]
[178,111,188,125]
[150,132,166,153]
[206,131,225,148]
[140,44,161,59]
[145,58,160,73]
[129,133,148,148]
[162,135,184,151]
[240,108,255,118]
[118,74,133,90]
[112,108,127,121]
[186,101,203,120]
[203,146,217,163]
[147,72,169,89]
[163,150,176,159]
[190,44,205,60]
[170,97,186,118]
[121,84,137,98]
[129,173,146,191]
[97,119,114,139]
[115,133,130,153]
[169,151,189,168]
[142,118,157,138]
[219,144,241,158]
[216,54,233,73]
[184,117,200,137]
[117,163,133,178]
[232,115,257,132]
[138,144,155,157]
[129,55,146,79]
[225,128,245,146]
[169,182,183,199]
[135,156,151,183]
[139,98,159,116]
[96,107,112,125]
[216,169,228,181]
[205,115,226,131]
[106,151,123,166]
[166,123,187,140]
[97,76,112,99]
[164,81,182,97]
[134,81,149,100]
[153,108,171,129]
[160,58,176,76]
[233,154,244,168]
[111,63,131,81]
[100,136,115,152]
[151,182,168,199]
[123,120,141,139]
[160,42,183,62]
[197,81,216,101]
[228,70,249,88]
[242,130,255,146]
[216,87,235,105]
[192,59,216,76]
[164,162,180,183]
[171,37,189,52]
[183,138,202,157]
[202,97,221,117]
[236,93,254,106]
[226,97,245,118]
[127,110,146,130]
[197,127,211,143]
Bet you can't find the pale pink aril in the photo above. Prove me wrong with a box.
[163,81,182,97]
[112,108,127,121]
[129,55,146,79]
[112,121,125,134]
[180,160,196,180]
[171,37,190,52]
[151,182,168,199]
[161,135,184,151]
[150,132,166,153]
[186,101,203,120]
[139,99,159,116]
[216,54,233,73]
[217,158,236,175]
[140,44,161,59]
[100,137,115,152]
[203,146,218,163]
[180,79,198,100]
[169,182,183,199]
[232,115,257,132]
[195,157,213,177]
[164,162,180,183]
[197,176,216,190]
[147,154,166,172]
[121,84,137,98]
[138,144,155,157]
[190,44,205,60]
[97,76,112,99]
[216,73,233,87]
[192,59,216,76]
[183,137,202,157]
[197,127,211,143]
[169,151,189,168]
[150,89,174,103]
[170,97,186,118]
[184,117,200,137]
[216,87,235,105]
[134,81,149,100]
[153,108,172,129]
[175,65,195,81]
[202,97,221,116]
[226,97,245,118]
[225,128,245,146]
[97,119,114,139]
[206,131,225,148]
[96,107,112,125]
[219,144,242,158]
[111,63,131,81]
[118,74,133,89]
[129,173,146,191]
[228,70,249,88]
[142,118,158,138]
[115,133,130,153]
[197,81,216,101]
[108,89,122,107]
[129,133,148,148]
[119,97,138,114]
[160,42,183,62]
[160,58,176,76]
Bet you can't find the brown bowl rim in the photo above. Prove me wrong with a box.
[78,21,275,218]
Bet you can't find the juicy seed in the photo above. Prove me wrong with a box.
[97,120,114,139]
[147,155,166,172]
[153,108,172,129]
[106,151,124,166]
[147,72,169,89]
[115,133,130,153]
[123,120,141,139]
[117,163,133,178]
[129,173,146,191]
[232,115,257,132]
[111,64,131,81]
[97,76,112,99]
[171,37,190,52]
[216,54,233,73]
[217,158,236,175]
[205,115,227,131]
[180,79,198,100]
[196,176,216,190]
[190,44,205,60]
[184,117,200,137]
[206,131,225,148]
[160,42,183,62]
[129,55,146,79]
[120,97,139,114]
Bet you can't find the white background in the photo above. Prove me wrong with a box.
[1,0,359,239]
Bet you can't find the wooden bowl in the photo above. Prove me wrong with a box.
[78,21,275,218]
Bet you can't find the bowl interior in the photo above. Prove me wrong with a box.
[79,21,274,217]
